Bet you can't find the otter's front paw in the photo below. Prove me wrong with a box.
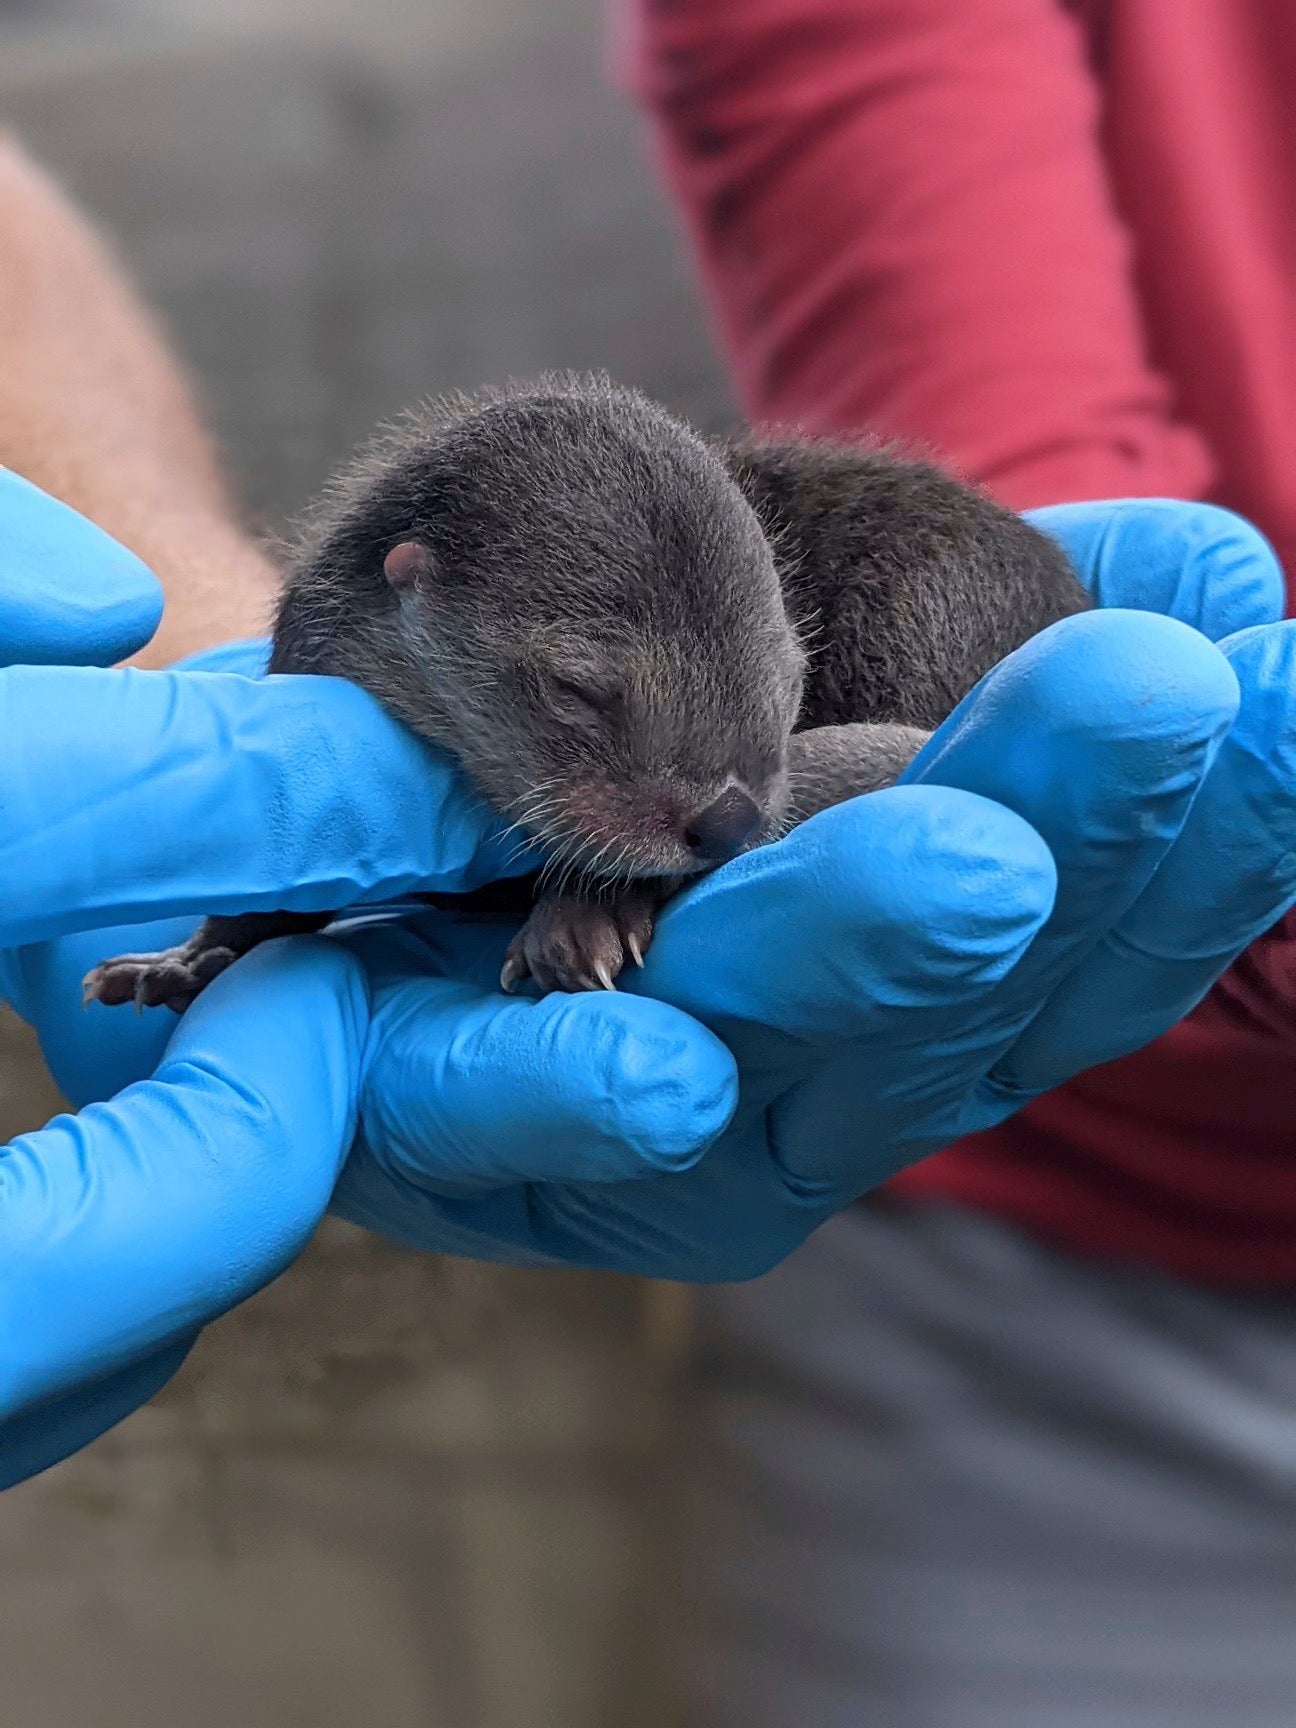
[82,936,237,1013]
[500,889,659,995]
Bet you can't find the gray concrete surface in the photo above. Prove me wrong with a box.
[0,4,726,1722]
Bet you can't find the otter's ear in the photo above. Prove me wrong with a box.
[383,539,434,592]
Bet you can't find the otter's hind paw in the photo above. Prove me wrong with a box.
[82,940,237,1014]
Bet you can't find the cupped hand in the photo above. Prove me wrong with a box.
[0,472,377,1485]
[0,473,731,1486]
[328,500,1296,1278]
[12,489,1296,1470]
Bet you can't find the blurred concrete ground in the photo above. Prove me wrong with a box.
[0,2,727,1722]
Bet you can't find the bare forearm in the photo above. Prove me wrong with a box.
[0,135,275,665]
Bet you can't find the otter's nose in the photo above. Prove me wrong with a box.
[683,785,762,864]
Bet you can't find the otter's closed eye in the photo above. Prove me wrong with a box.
[547,671,620,719]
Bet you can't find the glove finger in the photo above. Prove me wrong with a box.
[760,611,1238,1196]
[0,471,163,667]
[344,922,736,1191]
[906,608,1237,1035]
[0,1337,194,1491]
[628,785,1057,1113]
[1028,499,1284,640]
[985,620,1296,1097]
[172,637,270,675]
[0,938,366,1420]
[0,666,540,945]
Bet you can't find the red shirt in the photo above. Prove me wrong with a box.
[618,0,1296,1283]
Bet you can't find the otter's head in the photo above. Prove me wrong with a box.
[284,375,805,882]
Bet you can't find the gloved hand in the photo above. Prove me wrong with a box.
[0,471,371,1486]
[327,500,1296,1275]
[47,497,1274,1279]
[0,471,734,1487]
[13,494,1296,1308]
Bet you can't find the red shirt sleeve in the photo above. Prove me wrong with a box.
[614,0,1214,511]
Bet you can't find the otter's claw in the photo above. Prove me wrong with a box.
[499,950,530,995]
[500,889,660,995]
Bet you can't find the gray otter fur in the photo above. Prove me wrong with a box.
[83,372,1089,1008]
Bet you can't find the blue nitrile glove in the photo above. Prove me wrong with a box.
[0,472,734,1487]
[325,500,1296,1276]
[11,495,1296,1305]
[0,471,369,1486]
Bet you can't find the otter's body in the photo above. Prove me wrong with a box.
[84,375,1088,1009]
[722,436,1087,734]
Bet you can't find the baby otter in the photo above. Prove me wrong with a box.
[83,372,1089,1009]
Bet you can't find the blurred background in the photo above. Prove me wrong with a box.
[0,1,730,1722]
